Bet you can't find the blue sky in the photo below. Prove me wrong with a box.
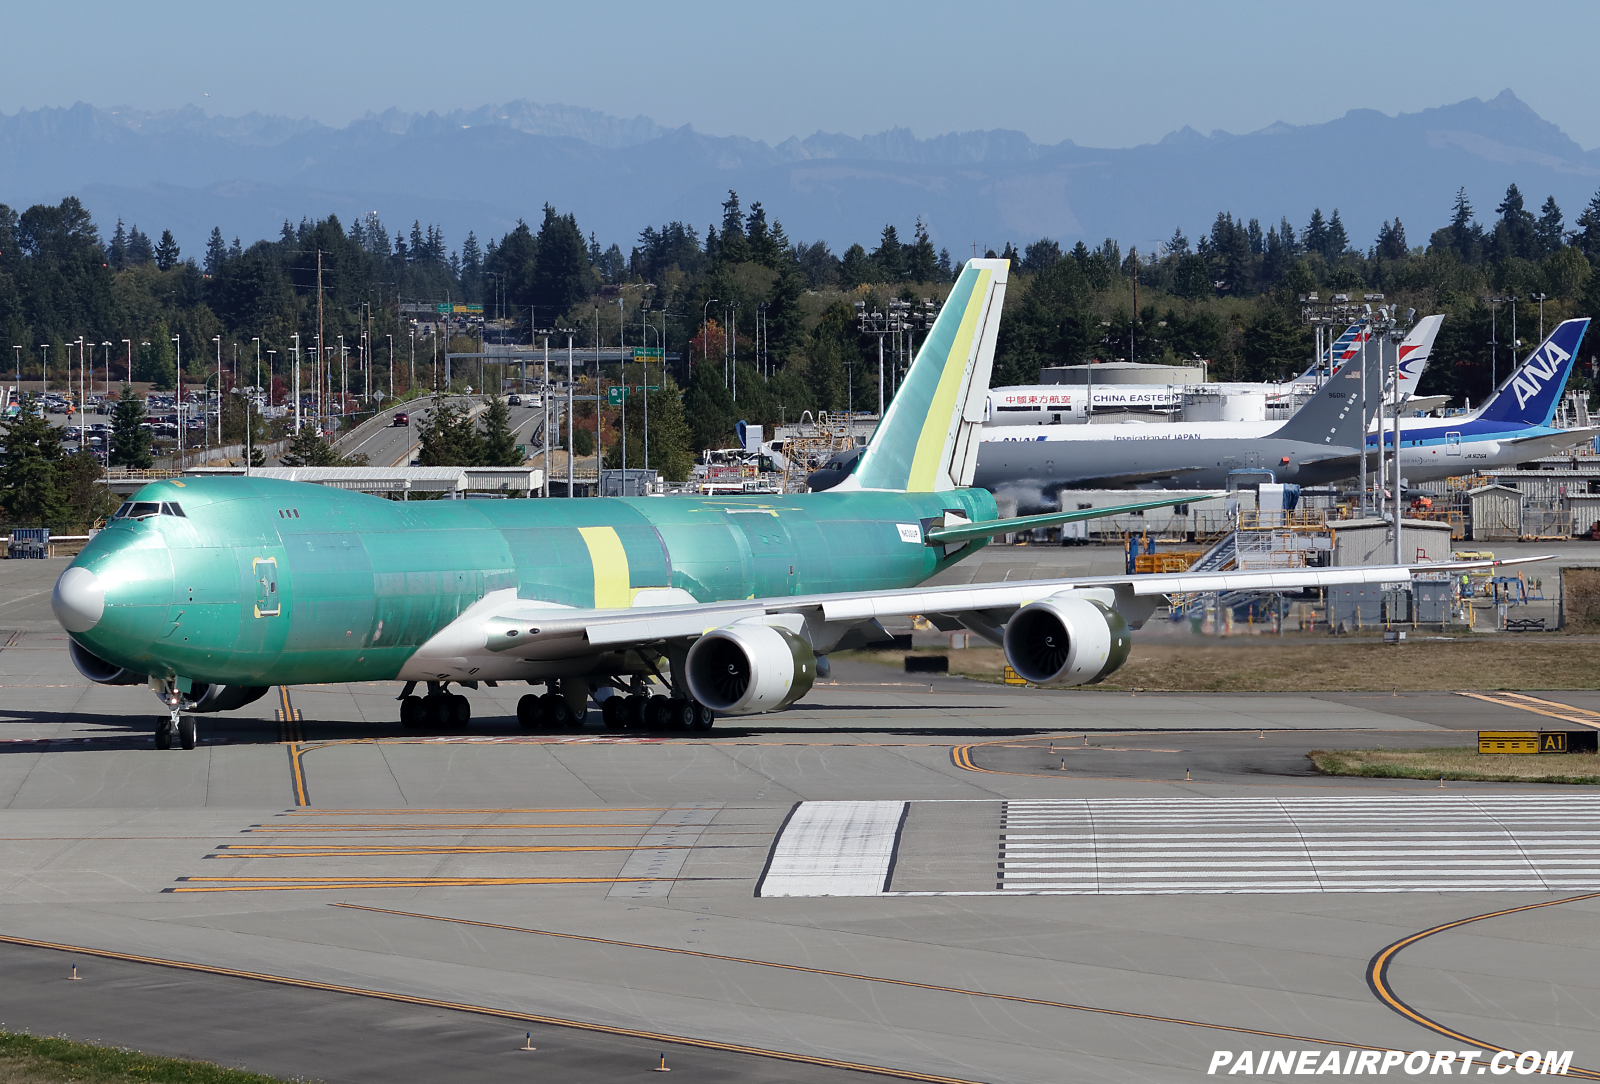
[8,0,1600,149]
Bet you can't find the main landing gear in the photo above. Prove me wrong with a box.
[398,682,470,729]
[599,692,713,732]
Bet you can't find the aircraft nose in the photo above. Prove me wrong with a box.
[52,566,106,632]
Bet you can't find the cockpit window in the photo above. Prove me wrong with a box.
[112,501,183,520]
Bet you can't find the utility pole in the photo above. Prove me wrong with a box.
[291,333,301,433]
[316,250,324,430]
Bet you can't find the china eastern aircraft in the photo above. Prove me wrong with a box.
[1368,317,1596,484]
[51,260,1537,750]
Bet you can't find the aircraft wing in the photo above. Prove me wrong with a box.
[1055,466,1208,488]
[1500,427,1600,451]
[424,554,1550,669]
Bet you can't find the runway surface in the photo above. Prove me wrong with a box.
[1,556,1596,1082]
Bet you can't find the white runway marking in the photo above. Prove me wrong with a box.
[994,797,1600,894]
[756,801,906,897]
[760,797,1600,897]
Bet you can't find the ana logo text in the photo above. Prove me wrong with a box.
[1512,342,1570,410]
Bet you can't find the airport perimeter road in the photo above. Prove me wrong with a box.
[1,558,1596,1083]
[333,395,549,468]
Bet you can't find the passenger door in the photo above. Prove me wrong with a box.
[1445,431,1461,456]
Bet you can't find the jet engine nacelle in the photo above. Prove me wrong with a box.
[68,640,146,686]
[1002,594,1130,686]
[684,621,816,715]
[181,683,271,714]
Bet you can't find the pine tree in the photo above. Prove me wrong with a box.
[1573,188,1600,263]
[1326,210,1349,257]
[479,395,521,466]
[0,397,67,527]
[1302,209,1329,258]
[109,219,128,270]
[415,399,484,466]
[279,427,346,467]
[873,226,905,280]
[126,225,154,264]
[1536,196,1565,256]
[204,227,227,276]
[108,385,152,469]
[906,218,938,282]
[717,190,749,263]
[154,229,181,271]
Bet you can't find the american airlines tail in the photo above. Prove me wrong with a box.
[836,258,1009,493]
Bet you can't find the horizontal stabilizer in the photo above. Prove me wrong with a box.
[926,495,1221,544]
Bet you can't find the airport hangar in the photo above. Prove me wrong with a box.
[0,547,1595,1084]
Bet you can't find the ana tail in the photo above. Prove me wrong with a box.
[838,258,1009,492]
[1474,318,1589,428]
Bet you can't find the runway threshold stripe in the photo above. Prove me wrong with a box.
[0,931,986,1084]
[1366,893,1600,1081]
[333,904,1394,1053]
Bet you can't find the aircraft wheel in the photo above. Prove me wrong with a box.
[601,694,627,730]
[626,695,652,730]
[543,694,574,729]
[400,696,424,728]
[690,703,715,731]
[154,722,172,750]
[449,694,471,727]
[649,697,677,730]
[425,697,452,728]
[178,717,197,750]
[665,699,696,731]
[517,694,544,729]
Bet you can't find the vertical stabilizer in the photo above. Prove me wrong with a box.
[1473,318,1589,427]
[838,258,1009,492]
[1272,338,1381,446]
[1393,314,1444,400]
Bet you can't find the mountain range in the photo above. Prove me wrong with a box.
[3,90,1598,261]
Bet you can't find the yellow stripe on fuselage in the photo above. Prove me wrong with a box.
[906,269,989,492]
[578,526,631,608]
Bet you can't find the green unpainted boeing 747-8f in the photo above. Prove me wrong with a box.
[50,260,1538,748]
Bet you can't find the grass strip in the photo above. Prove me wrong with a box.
[0,1031,298,1083]
[846,637,1600,692]
[1309,747,1600,785]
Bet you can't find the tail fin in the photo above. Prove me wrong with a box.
[1272,337,1381,447]
[1395,314,1444,400]
[838,258,1009,492]
[1474,318,1589,427]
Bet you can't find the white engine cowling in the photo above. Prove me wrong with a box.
[684,622,816,715]
[1002,594,1131,685]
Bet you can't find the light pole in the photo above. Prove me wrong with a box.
[702,298,720,371]
[387,334,393,403]
[120,339,131,389]
[291,333,301,434]
[12,346,20,389]
[171,335,183,468]
[100,341,111,396]
[212,336,222,451]
[1488,297,1506,394]
[267,350,277,408]
[1532,292,1547,345]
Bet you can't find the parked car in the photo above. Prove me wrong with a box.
[392,411,410,427]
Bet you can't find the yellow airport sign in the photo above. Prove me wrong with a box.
[1003,666,1027,686]
[1478,731,1539,754]
[1478,730,1596,754]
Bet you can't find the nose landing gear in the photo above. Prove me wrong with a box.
[153,683,198,750]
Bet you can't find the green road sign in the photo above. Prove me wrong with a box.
[434,303,452,314]
[607,386,631,405]
[631,347,664,358]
